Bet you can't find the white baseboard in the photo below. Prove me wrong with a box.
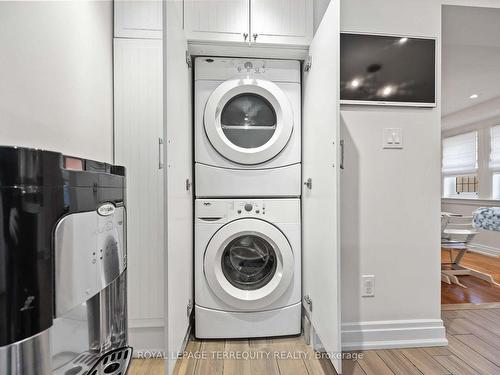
[468,243,500,257]
[342,319,447,351]
[129,325,165,357]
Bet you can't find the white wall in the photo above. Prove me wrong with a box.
[313,0,331,33]
[340,0,445,349]
[0,1,113,162]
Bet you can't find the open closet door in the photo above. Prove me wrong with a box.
[302,0,341,373]
[165,1,193,374]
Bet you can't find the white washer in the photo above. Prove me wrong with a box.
[195,57,301,197]
[195,198,301,338]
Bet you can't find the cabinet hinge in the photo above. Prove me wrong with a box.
[304,178,312,190]
[185,178,192,191]
[185,51,192,69]
[304,295,313,312]
[187,299,193,317]
[304,55,312,72]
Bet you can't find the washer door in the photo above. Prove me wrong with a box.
[204,218,294,310]
[204,79,293,165]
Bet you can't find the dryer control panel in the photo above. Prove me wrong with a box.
[194,57,301,83]
[235,60,267,74]
[195,199,300,224]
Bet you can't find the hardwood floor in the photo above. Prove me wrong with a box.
[441,250,500,304]
[131,307,500,375]
[128,359,165,374]
[442,277,500,304]
[441,249,500,283]
[172,336,338,375]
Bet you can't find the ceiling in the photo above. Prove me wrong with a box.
[442,5,500,119]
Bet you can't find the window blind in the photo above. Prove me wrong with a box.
[442,131,478,174]
[490,125,500,169]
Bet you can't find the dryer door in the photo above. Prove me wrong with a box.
[204,218,294,310]
[204,79,293,165]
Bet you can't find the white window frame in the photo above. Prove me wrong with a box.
[493,172,500,200]
[442,131,479,199]
[491,125,500,199]
[442,125,500,200]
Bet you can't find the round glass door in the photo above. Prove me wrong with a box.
[204,218,294,310]
[222,235,277,290]
[204,79,293,165]
[221,94,277,149]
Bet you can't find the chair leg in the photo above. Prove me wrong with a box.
[448,274,468,288]
[449,248,500,286]
[441,273,451,284]
[442,270,468,288]
[454,249,467,265]
[466,267,500,287]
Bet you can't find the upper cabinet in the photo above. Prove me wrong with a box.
[114,0,163,39]
[184,0,249,43]
[251,0,313,45]
[184,0,313,46]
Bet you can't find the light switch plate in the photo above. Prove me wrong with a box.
[362,275,375,297]
[383,128,403,149]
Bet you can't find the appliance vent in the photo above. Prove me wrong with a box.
[88,347,133,375]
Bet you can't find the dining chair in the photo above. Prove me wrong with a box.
[441,212,500,288]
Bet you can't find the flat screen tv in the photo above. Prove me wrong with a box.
[340,33,436,107]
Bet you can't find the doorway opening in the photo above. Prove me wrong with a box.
[441,5,500,307]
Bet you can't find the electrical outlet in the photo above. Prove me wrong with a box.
[362,275,375,297]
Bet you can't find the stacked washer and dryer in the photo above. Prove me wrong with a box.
[194,57,302,338]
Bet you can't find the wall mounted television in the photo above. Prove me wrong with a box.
[340,33,436,107]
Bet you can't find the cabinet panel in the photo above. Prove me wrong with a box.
[113,39,164,327]
[166,0,194,373]
[114,0,162,39]
[184,0,249,43]
[251,0,312,45]
[302,0,341,372]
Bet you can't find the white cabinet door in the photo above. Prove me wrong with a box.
[250,0,312,46]
[114,0,162,39]
[302,0,341,373]
[113,39,165,330]
[165,0,194,373]
[184,0,249,43]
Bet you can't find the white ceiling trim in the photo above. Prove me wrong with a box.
[442,95,500,131]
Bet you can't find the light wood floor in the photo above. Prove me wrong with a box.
[128,358,165,374]
[131,307,500,375]
[441,249,500,304]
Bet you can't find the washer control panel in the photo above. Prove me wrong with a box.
[195,199,300,224]
[236,201,266,216]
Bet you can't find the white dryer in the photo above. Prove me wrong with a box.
[195,198,301,338]
[195,57,301,197]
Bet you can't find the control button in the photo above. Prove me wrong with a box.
[237,210,242,214]
[244,203,253,212]
[256,210,260,213]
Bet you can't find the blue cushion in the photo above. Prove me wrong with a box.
[473,207,500,231]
